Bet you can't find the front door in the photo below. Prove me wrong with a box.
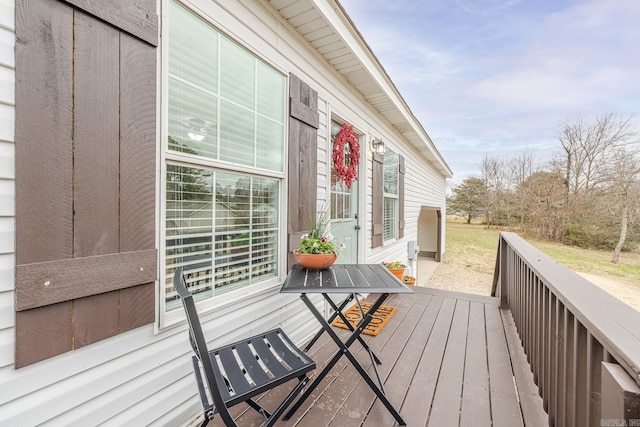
[330,179,359,264]
[329,121,360,264]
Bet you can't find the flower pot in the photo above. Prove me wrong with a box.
[402,275,416,286]
[387,267,405,280]
[294,251,337,270]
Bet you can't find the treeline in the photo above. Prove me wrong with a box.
[447,113,640,263]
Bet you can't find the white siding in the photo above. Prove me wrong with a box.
[0,0,15,374]
[0,0,448,424]
[366,140,446,265]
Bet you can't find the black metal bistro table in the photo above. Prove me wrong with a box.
[280,263,414,425]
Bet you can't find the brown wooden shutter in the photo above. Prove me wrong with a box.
[372,153,384,248]
[287,74,318,269]
[14,0,157,367]
[398,155,405,239]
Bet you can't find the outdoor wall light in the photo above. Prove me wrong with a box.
[371,138,385,154]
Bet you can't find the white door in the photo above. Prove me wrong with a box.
[326,121,361,314]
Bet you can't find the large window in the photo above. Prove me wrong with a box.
[383,149,399,241]
[164,1,285,314]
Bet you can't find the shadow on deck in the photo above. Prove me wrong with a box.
[212,286,548,426]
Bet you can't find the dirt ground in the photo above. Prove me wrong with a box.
[420,263,640,313]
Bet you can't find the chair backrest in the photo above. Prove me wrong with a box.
[173,267,236,426]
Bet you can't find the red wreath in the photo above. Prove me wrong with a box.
[332,123,360,188]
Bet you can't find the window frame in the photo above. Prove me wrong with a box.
[159,0,289,327]
[382,148,399,243]
[329,119,362,221]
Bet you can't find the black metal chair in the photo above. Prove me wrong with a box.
[173,267,316,427]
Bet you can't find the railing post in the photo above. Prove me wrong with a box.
[499,236,509,308]
[601,362,640,425]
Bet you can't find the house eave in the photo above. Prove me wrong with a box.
[264,0,453,179]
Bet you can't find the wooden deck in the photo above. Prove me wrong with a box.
[211,287,548,426]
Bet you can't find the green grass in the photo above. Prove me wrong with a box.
[443,221,500,275]
[531,241,640,281]
[444,218,640,284]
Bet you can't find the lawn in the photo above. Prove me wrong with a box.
[444,217,640,285]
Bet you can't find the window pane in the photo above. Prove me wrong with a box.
[165,166,280,311]
[168,0,285,173]
[168,1,218,88]
[212,172,279,292]
[219,100,255,164]
[168,79,218,157]
[384,150,398,194]
[165,165,214,311]
[383,196,397,241]
[168,2,219,157]
[220,37,255,110]
[251,177,279,278]
[330,120,353,220]
[256,116,283,171]
[383,148,399,241]
[257,61,285,121]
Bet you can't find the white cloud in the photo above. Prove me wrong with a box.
[340,0,640,183]
[453,0,522,16]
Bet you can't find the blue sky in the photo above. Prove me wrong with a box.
[341,0,640,185]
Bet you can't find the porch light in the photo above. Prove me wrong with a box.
[371,138,385,154]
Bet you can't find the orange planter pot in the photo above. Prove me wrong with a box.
[403,275,416,285]
[387,267,405,280]
[294,251,337,270]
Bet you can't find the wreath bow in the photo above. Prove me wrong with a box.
[332,123,360,188]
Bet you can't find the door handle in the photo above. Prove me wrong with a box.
[354,224,361,230]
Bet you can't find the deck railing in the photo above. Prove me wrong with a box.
[492,232,640,427]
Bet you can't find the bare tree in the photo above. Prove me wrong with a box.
[607,146,640,263]
[508,148,536,229]
[481,155,507,228]
[558,113,634,195]
[518,171,566,240]
[553,113,636,246]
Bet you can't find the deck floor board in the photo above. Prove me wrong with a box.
[460,301,491,426]
[209,287,547,426]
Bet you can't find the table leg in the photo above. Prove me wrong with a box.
[323,294,382,365]
[302,293,355,352]
[284,293,406,425]
[344,294,406,425]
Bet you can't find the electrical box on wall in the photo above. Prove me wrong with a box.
[408,240,418,260]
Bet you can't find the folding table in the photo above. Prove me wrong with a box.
[280,263,414,425]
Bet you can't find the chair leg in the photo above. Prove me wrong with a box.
[246,398,272,421]
[264,375,311,427]
[198,405,216,427]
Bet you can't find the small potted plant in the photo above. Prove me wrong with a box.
[384,260,406,280]
[402,275,416,286]
[294,208,339,270]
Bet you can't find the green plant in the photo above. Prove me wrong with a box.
[385,260,406,269]
[298,231,337,254]
[296,206,338,255]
